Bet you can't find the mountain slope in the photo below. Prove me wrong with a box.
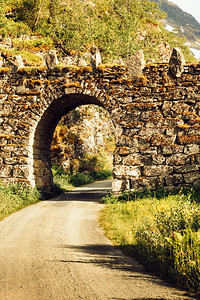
[154,0,200,58]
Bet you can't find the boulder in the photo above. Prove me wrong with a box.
[90,46,102,69]
[126,50,145,77]
[45,50,58,69]
[10,55,24,72]
[169,47,185,78]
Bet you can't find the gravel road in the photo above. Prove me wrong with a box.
[0,179,194,300]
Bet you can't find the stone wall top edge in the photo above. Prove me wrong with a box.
[0,62,200,79]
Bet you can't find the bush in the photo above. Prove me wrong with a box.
[89,169,112,180]
[69,172,93,187]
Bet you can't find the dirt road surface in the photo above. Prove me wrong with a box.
[0,179,194,300]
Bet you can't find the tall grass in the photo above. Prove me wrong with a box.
[0,181,40,221]
[100,188,200,298]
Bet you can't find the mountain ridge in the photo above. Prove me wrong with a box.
[154,0,200,58]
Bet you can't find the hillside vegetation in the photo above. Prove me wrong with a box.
[0,0,195,63]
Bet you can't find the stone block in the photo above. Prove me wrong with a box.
[152,154,165,165]
[151,134,176,146]
[165,174,183,186]
[10,55,24,72]
[113,154,122,164]
[113,165,141,179]
[126,50,145,78]
[142,165,173,177]
[0,164,13,177]
[112,179,130,194]
[131,176,162,190]
[162,145,184,155]
[138,137,150,147]
[166,154,190,166]
[169,48,185,78]
[122,153,143,166]
[90,46,102,69]
[184,144,199,155]
[13,165,29,178]
[184,171,200,183]
[36,175,52,189]
[114,147,132,156]
[139,147,157,155]
[174,164,199,173]
[116,135,138,148]
[45,50,58,69]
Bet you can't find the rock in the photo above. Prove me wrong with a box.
[184,171,200,183]
[0,56,3,67]
[113,165,141,178]
[169,47,185,78]
[45,50,58,69]
[165,174,183,186]
[112,179,130,194]
[90,46,102,69]
[63,56,75,66]
[126,50,145,77]
[112,58,125,65]
[158,42,172,63]
[10,55,24,72]
[77,58,88,67]
[3,38,12,48]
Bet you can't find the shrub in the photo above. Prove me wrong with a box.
[69,172,93,187]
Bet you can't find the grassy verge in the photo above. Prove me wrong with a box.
[0,181,41,221]
[100,188,200,298]
[0,162,112,221]
[52,163,112,192]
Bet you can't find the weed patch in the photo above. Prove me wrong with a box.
[0,181,40,221]
[100,188,200,298]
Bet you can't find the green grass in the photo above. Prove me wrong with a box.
[100,188,200,298]
[0,160,112,222]
[0,46,43,66]
[0,181,40,221]
[52,162,112,191]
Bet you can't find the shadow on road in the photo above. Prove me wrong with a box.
[55,244,192,300]
[49,179,112,202]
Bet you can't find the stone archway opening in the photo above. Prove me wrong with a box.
[32,93,115,198]
[50,104,115,192]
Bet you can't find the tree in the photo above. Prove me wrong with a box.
[11,0,49,30]
[42,0,166,59]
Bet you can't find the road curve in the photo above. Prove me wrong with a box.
[0,179,194,300]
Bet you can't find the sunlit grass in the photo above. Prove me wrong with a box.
[100,188,200,298]
[0,181,40,221]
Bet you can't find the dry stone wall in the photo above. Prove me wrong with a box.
[1,61,200,196]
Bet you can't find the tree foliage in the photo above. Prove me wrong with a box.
[44,0,166,59]
[0,0,195,62]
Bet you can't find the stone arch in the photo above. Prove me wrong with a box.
[1,63,200,197]
[31,92,112,197]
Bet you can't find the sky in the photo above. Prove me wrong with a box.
[169,0,200,23]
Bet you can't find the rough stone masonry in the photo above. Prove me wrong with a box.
[1,50,200,197]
